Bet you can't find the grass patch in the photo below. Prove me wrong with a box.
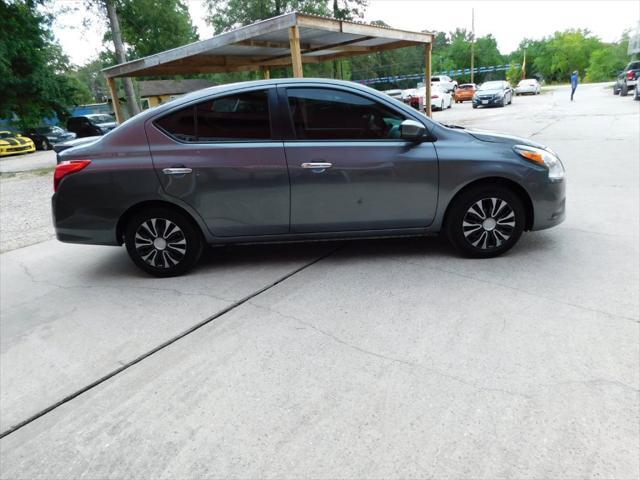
[0,166,55,180]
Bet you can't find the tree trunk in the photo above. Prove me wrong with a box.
[104,0,140,118]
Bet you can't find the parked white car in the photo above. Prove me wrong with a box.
[382,89,404,100]
[430,85,453,111]
[431,75,458,93]
[515,79,541,95]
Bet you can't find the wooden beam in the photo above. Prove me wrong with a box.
[103,12,298,78]
[424,43,432,118]
[288,25,303,78]
[261,66,270,79]
[106,76,124,123]
[313,40,418,63]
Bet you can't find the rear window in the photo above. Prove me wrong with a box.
[628,62,640,70]
[154,89,271,142]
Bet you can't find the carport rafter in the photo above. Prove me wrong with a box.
[103,12,434,121]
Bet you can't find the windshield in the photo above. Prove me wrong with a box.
[88,114,115,124]
[0,131,14,139]
[479,81,504,91]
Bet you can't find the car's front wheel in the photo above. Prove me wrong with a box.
[124,208,203,277]
[446,185,525,258]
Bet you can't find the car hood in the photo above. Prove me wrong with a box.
[96,122,117,129]
[465,129,547,149]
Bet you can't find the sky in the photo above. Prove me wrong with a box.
[51,0,640,66]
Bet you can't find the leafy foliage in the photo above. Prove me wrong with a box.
[112,0,199,58]
[0,0,93,129]
[205,0,330,34]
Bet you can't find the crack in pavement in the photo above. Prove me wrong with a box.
[0,244,343,439]
[247,301,535,400]
[397,259,639,324]
[17,261,234,304]
[249,302,638,400]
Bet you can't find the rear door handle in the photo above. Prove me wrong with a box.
[162,167,192,175]
[301,162,333,172]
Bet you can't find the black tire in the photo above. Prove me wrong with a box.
[472,104,478,109]
[445,185,525,258]
[613,84,620,95]
[40,139,49,151]
[124,208,203,277]
[621,82,628,96]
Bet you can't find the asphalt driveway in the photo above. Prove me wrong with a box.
[0,84,638,479]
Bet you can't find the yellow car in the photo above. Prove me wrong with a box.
[0,131,36,156]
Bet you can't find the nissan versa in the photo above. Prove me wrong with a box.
[53,79,566,277]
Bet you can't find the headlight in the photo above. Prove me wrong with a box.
[514,145,565,180]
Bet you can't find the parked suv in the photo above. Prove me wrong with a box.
[53,79,565,277]
[431,75,458,93]
[67,114,117,138]
[613,61,640,96]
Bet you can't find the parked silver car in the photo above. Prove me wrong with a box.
[53,79,566,276]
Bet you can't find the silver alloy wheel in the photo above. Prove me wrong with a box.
[134,218,187,268]
[462,197,516,250]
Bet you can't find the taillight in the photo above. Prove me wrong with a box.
[54,160,91,192]
[627,71,636,80]
[431,95,438,99]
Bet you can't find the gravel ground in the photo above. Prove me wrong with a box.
[0,171,55,252]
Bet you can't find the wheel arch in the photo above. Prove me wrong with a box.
[116,200,206,245]
[442,176,534,231]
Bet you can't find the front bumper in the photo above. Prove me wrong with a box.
[472,96,505,107]
[530,178,566,231]
[0,144,36,156]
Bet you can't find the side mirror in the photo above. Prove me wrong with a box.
[400,119,426,141]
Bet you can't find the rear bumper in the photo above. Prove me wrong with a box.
[52,195,119,246]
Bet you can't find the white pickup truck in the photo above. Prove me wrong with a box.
[430,75,458,93]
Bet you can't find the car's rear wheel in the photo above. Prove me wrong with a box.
[621,82,628,96]
[124,208,203,277]
[40,139,49,151]
[446,185,525,258]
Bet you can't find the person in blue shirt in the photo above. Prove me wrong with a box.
[570,71,579,101]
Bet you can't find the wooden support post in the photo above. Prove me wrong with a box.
[262,67,270,79]
[288,25,304,78]
[424,43,432,118]
[106,76,124,124]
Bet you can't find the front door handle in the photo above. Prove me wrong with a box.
[162,167,192,175]
[301,162,333,172]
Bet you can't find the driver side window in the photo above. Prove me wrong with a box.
[286,88,406,141]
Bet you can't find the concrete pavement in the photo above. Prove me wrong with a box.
[0,83,638,478]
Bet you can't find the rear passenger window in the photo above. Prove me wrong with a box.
[196,90,270,141]
[154,90,271,142]
[155,106,196,141]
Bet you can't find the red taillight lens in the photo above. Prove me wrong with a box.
[431,95,438,99]
[627,71,636,80]
[54,160,91,192]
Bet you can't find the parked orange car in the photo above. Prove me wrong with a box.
[454,83,477,103]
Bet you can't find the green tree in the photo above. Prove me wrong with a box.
[0,0,93,129]
[113,0,199,58]
[585,34,630,82]
[205,0,330,34]
[532,29,601,82]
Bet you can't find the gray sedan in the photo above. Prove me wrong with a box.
[53,79,566,276]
